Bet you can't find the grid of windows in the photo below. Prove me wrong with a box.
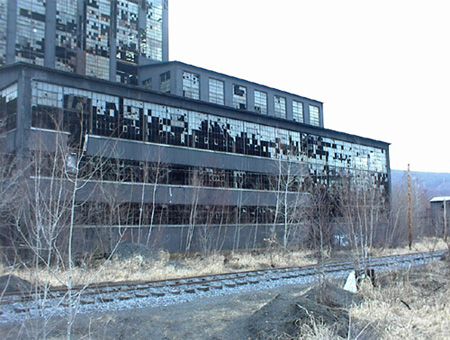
[141,0,163,61]
[0,0,7,65]
[3,0,167,81]
[254,90,268,114]
[233,85,247,110]
[85,0,111,80]
[116,0,139,64]
[0,83,18,133]
[309,105,320,126]
[31,81,388,179]
[15,0,46,66]
[209,78,224,105]
[182,72,200,100]
[274,95,286,118]
[55,0,77,72]
[292,101,304,123]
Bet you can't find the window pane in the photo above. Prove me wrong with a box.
[183,71,200,100]
[160,71,170,93]
[293,100,303,122]
[254,90,267,114]
[309,105,320,126]
[274,95,286,118]
[233,84,247,110]
[209,78,224,105]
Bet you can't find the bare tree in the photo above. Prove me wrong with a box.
[336,172,388,267]
[185,168,202,253]
[270,151,309,250]
[145,158,167,246]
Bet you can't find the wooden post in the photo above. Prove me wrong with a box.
[408,164,413,250]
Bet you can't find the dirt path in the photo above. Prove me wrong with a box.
[2,283,316,340]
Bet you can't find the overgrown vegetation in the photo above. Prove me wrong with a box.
[1,238,446,288]
[283,248,449,340]
[2,113,449,338]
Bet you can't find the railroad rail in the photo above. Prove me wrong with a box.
[1,250,446,323]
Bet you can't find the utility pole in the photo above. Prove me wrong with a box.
[444,197,448,243]
[408,164,413,250]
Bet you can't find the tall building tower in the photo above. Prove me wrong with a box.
[0,0,169,84]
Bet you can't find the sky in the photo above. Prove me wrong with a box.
[168,0,450,173]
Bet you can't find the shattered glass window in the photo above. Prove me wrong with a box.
[115,0,140,84]
[141,0,163,61]
[292,100,303,123]
[233,85,247,110]
[15,0,46,66]
[55,0,78,72]
[274,95,286,118]
[254,90,267,114]
[209,78,224,105]
[92,92,119,137]
[160,71,170,93]
[0,83,18,133]
[116,0,139,64]
[182,72,200,100]
[29,80,389,193]
[85,0,111,80]
[121,98,144,140]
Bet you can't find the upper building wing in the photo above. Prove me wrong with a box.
[139,61,324,127]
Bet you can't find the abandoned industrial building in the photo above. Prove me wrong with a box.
[0,0,390,255]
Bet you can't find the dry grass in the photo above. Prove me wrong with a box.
[369,237,448,257]
[1,237,447,289]
[0,248,318,288]
[1,238,449,340]
[291,257,450,340]
[349,260,450,340]
[294,320,342,340]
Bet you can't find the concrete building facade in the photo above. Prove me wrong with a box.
[0,0,390,254]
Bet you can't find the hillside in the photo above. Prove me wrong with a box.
[391,169,450,198]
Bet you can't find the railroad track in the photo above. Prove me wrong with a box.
[1,250,446,323]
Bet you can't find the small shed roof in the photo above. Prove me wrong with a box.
[430,196,450,203]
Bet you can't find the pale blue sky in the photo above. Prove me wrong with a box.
[169,0,450,173]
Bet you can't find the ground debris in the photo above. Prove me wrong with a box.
[245,281,370,339]
[0,274,34,293]
[440,250,450,262]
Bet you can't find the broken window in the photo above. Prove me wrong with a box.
[15,0,46,66]
[141,0,163,61]
[116,0,139,65]
[182,71,200,100]
[160,71,171,93]
[292,100,304,123]
[31,81,63,130]
[233,85,247,110]
[254,90,267,114]
[0,83,18,133]
[92,93,119,137]
[274,95,286,118]
[209,78,224,105]
[27,80,389,197]
[55,0,78,73]
[120,98,143,141]
[84,0,111,80]
[142,78,152,89]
